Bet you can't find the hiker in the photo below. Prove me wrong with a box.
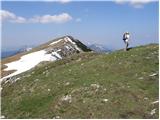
[123,32,130,51]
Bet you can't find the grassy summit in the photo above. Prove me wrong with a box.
[1,44,159,119]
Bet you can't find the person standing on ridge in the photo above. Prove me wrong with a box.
[123,32,130,51]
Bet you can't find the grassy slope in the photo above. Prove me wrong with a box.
[1,44,159,119]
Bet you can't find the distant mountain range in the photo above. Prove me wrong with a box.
[1,46,33,59]
[88,44,112,53]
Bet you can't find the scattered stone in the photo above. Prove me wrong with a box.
[65,82,70,86]
[76,58,81,62]
[68,69,72,72]
[103,88,107,91]
[96,73,99,76]
[138,77,143,80]
[150,109,156,115]
[151,100,159,104]
[146,57,150,59]
[14,77,20,82]
[4,80,9,84]
[91,84,100,92]
[34,79,39,82]
[26,74,31,77]
[0,115,5,119]
[90,84,100,89]
[61,95,72,103]
[149,73,158,77]
[48,89,51,92]
[81,63,84,66]
[144,97,148,100]
[102,99,108,102]
[23,87,26,91]
[83,100,86,103]
[53,116,60,119]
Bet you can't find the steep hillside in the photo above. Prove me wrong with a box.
[1,44,159,119]
[1,36,91,79]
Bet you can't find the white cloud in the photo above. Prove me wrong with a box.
[11,17,27,23]
[115,0,158,8]
[76,18,81,22]
[0,10,16,21]
[58,0,71,4]
[0,10,27,23]
[29,13,72,23]
[39,0,71,3]
[0,10,72,24]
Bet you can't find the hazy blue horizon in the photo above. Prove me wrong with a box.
[1,1,159,51]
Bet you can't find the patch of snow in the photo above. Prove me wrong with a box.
[57,49,62,52]
[151,100,159,104]
[51,51,62,59]
[64,37,82,52]
[65,45,70,50]
[49,39,63,45]
[150,109,156,115]
[2,50,57,79]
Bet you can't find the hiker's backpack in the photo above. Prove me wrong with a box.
[123,33,126,40]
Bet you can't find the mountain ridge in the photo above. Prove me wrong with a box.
[1,36,91,79]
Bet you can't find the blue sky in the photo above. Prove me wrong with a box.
[1,0,159,51]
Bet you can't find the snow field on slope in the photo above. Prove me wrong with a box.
[3,50,61,79]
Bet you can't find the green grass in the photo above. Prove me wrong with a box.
[1,44,159,118]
